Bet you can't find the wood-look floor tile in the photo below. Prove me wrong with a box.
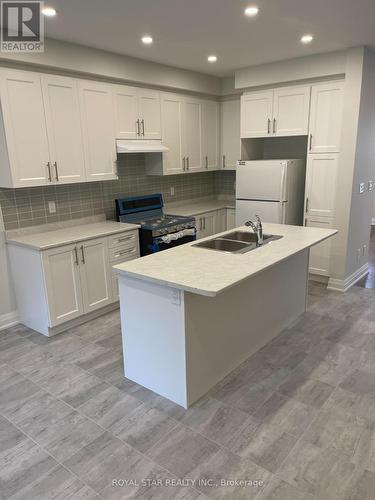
[9,465,100,499]
[257,476,315,500]
[0,376,41,413]
[110,401,178,453]
[340,468,375,500]
[147,424,220,478]
[0,438,57,499]
[190,447,271,499]
[278,375,334,409]
[277,440,356,499]
[340,369,375,396]
[0,415,26,454]
[30,411,105,462]
[179,397,252,447]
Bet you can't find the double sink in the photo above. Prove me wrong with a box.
[193,230,282,254]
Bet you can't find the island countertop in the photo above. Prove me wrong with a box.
[114,223,337,297]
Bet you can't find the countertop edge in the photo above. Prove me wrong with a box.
[6,224,140,251]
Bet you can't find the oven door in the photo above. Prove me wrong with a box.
[144,229,196,255]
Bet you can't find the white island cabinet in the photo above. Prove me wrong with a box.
[7,221,139,336]
[115,223,336,408]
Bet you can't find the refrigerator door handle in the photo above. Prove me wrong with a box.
[279,165,286,202]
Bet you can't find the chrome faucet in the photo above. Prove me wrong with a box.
[245,215,263,245]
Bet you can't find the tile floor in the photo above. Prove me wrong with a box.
[1,282,375,499]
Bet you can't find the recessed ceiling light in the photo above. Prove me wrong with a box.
[42,6,56,17]
[207,55,217,63]
[141,36,153,45]
[244,6,259,16]
[301,34,313,44]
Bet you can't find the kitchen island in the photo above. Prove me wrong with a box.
[114,223,336,408]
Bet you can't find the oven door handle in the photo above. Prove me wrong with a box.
[155,228,196,245]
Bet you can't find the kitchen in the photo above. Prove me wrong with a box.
[1,1,375,499]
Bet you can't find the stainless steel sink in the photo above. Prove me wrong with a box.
[193,230,283,254]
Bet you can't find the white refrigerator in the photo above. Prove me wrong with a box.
[236,159,306,226]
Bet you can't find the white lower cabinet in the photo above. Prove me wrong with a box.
[42,243,84,326]
[305,217,334,276]
[195,208,235,239]
[226,208,236,230]
[8,229,139,335]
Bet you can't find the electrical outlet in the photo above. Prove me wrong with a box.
[363,244,367,256]
[368,181,374,192]
[48,201,56,214]
[359,182,365,194]
[170,186,175,196]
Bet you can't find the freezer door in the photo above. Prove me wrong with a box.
[236,161,287,201]
[236,199,286,225]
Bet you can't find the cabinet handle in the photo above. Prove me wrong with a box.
[199,217,202,231]
[182,157,186,171]
[80,245,85,264]
[136,119,140,136]
[305,197,309,213]
[267,118,271,135]
[205,156,208,169]
[47,162,52,182]
[204,217,206,230]
[223,155,226,169]
[187,157,189,171]
[74,247,79,266]
[309,134,313,151]
[117,248,134,257]
[273,118,276,134]
[141,119,145,136]
[53,161,59,182]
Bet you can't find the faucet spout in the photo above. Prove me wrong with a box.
[245,215,263,245]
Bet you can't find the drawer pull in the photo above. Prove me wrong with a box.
[117,235,133,242]
[116,248,135,257]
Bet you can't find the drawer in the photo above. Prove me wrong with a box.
[109,244,139,263]
[108,231,138,248]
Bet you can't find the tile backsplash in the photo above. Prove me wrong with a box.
[0,154,236,230]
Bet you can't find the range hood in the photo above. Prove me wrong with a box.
[116,139,169,154]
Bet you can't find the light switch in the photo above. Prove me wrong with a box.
[368,181,373,192]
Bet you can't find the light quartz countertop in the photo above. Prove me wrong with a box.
[114,223,337,297]
[164,198,235,217]
[6,221,139,250]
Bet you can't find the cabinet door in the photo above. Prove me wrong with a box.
[78,80,117,181]
[273,86,310,136]
[202,100,219,170]
[0,68,50,187]
[41,75,85,184]
[309,81,344,153]
[183,98,203,172]
[240,91,273,138]
[215,209,227,233]
[305,154,338,218]
[42,244,84,327]
[161,93,184,174]
[306,217,333,276]
[226,208,236,230]
[79,237,112,313]
[112,84,139,139]
[196,211,217,239]
[221,99,241,170]
[138,89,162,139]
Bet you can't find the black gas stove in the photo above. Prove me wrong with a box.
[115,194,196,256]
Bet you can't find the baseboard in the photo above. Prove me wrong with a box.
[309,273,329,284]
[327,263,369,292]
[0,311,19,331]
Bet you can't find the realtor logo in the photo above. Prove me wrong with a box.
[1,1,44,52]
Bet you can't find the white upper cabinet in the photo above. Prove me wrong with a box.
[273,86,310,136]
[308,81,344,153]
[160,93,184,174]
[78,80,117,181]
[138,89,162,139]
[221,98,241,170]
[241,91,273,138]
[41,75,85,184]
[112,85,139,139]
[0,68,50,188]
[183,98,203,172]
[202,100,219,170]
[113,86,161,139]
[241,85,310,138]
[305,154,338,218]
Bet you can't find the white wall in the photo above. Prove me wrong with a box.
[0,206,17,329]
[0,38,221,96]
[235,50,347,89]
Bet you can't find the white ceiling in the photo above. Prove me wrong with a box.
[45,0,375,77]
